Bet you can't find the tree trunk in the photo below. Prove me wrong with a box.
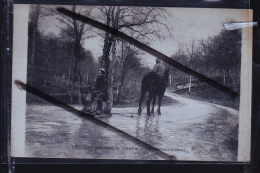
[86,72,89,85]
[223,73,226,85]
[117,72,126,103]
[67,65,72,87]
[100,7,121,105]
[101,7,113,79]
[109,38,117,106]
[44,78,47,87]
[29,5,41,84]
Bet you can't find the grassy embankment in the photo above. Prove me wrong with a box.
[169,84,239,110]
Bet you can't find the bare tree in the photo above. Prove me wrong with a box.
[181,40,197,92]
[206,29,241,91]
[96,6,172,104]
[48,5,94,88]
[28,5,41,84]
[98,6,171,75]
[116,40,142,103]
[171,27,241,92]
[199,38,212,76]
[29,5,41,65]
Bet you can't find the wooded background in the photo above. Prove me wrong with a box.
[26,5,241,105]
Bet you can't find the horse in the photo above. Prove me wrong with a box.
[138,69,169,115]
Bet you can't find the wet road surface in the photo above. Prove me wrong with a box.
[25,91,239,161]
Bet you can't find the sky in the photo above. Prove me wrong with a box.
[38,6,251,68]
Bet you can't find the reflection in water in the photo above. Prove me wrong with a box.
[25,104,238,161]
[143,116,163,147]
[191,109,238,161]
[133,115,164,160]
[25,105,166,160]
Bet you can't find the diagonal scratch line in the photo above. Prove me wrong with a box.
[14,80,176,161]
[56,7,239,98]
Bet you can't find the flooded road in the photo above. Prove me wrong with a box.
[25,91,239,161]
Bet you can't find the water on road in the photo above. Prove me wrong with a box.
[25,91,239,161]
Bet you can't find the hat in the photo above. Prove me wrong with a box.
[98,68,106,74]
[156,58,162,63]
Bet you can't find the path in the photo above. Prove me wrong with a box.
[25,90,239,161]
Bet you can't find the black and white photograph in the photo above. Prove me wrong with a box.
[11,4,252,161]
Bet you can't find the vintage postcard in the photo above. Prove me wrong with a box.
[11,4,252,161]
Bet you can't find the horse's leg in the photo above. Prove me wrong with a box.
[157,95,163,115]
[146,91,152,116]
[151,94,156,114]
[138,90,145,115]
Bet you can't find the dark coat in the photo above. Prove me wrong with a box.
[94,76,109,95]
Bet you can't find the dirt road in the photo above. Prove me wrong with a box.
[25,90,239,161]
